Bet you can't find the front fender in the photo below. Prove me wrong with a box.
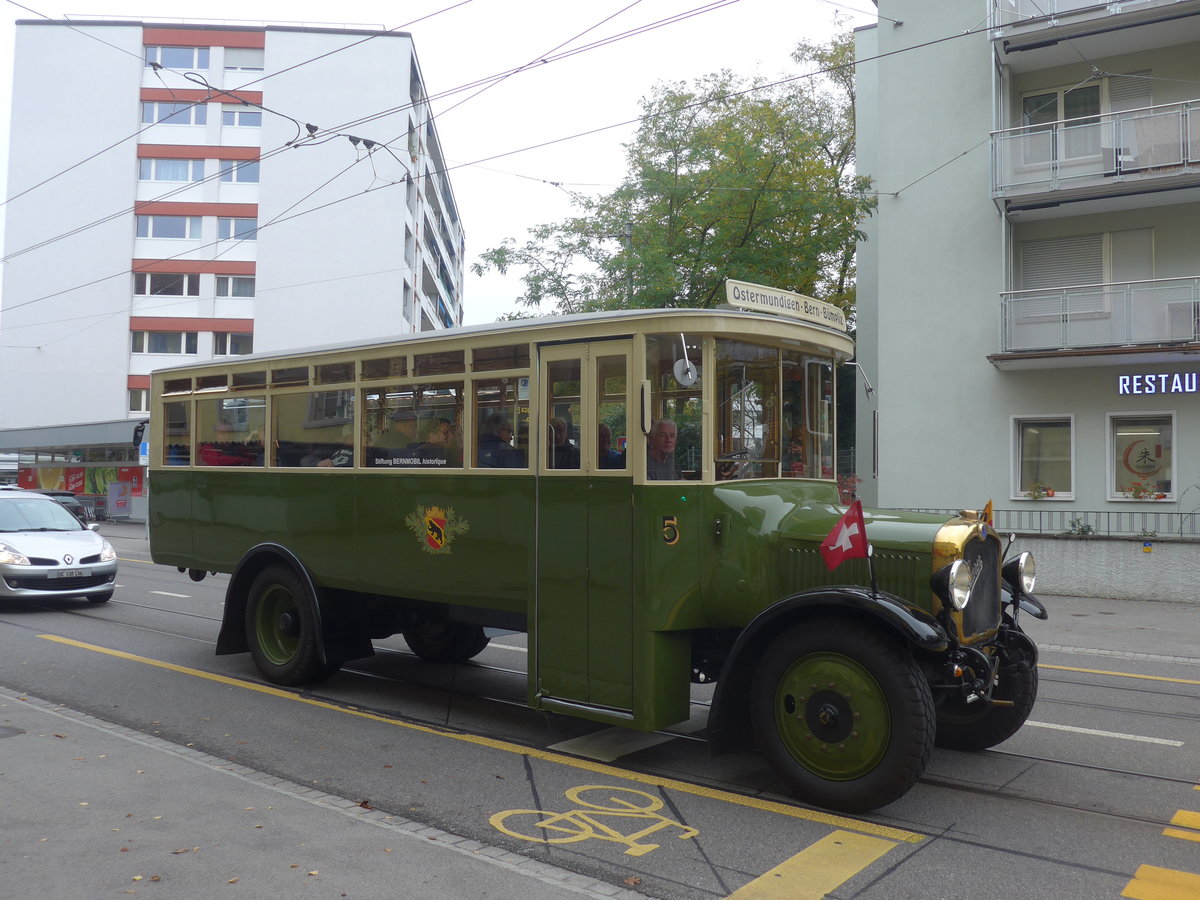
[707,587,948,756]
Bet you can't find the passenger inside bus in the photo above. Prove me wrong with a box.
[369,412,419,466]
[646,419,682,480]
[598,423,625,469]
[477,414,525,467]
[549,417,580,469]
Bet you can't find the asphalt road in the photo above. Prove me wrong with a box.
[0,523,1197,899]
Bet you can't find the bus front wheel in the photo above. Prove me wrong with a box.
[245,565,341,685]
[750,618,935,813]
[403,623,490,663]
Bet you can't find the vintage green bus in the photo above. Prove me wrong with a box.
[148,294,1043,812]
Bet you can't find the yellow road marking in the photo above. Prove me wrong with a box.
[1164,809,1200,843]
[1042,664,1200,687]
[117,556,156,565]
[1122,864,1200,900]
[36,634,922,844]
[725,829,895,899]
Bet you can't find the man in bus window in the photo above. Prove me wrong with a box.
[647,419,681,480]
[479,414,524,467]
[598,423,624,469]
[549,417,580,469]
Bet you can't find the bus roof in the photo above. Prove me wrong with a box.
[152,306,854,379]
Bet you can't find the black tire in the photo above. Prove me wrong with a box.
[245,565,340,685]
[403,623,490,663]
[750,618,935,813]
[935,664,1038,751]
[86,590,113,604]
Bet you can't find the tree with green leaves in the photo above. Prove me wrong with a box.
[473,33,873,317]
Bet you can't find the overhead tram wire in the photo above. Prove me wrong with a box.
[0,0,746,267]
[0,0,479,213]
[7,12,1017,323]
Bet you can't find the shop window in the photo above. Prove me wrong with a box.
[1014,416,1073,499]
[1110,412,1173,499]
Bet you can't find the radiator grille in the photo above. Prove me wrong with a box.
[960,535,1002,638]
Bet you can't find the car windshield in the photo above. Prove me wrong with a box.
[0,498,85,532]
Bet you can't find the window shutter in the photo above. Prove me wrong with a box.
[1020,234,1103,290]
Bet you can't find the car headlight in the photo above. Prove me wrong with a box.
[931,558,973,611]
[1002,551,1036,595]
[0,543,31,566]
[100,540,117,563]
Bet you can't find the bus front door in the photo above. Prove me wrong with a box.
[534,341,635,723]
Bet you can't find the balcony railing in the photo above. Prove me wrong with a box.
[1001,275,1200,352]
[992,99,1200,198]
[908,506,1200,537]
[992,0,1185,29]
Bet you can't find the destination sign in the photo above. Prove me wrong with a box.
[724,279,847,331]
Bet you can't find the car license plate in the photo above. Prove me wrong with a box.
[52,568,87,578]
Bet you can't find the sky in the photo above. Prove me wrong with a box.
[0,0,876,326]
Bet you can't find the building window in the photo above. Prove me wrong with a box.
[1022,83,1101,161]
[136,215,201,239]
[215,276,255,297]
[217,218,258,241]
[213,332,253,355]
[222,106,262,127]
[224,47,264,71]
[131,331,199,354]
[1110,412,1174,499]
[1014,416,1073,499]
[145,45,210,69]
[139,158,204,182]
[141,101,207,126]
[134,273,200,296]
[219,160,260,183]
[128,389,149,414]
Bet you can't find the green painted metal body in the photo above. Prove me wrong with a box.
[151,470,950,732]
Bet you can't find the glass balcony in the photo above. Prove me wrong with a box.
[1001,275,1200,352]
[992,99,1200,201]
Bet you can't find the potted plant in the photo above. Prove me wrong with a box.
[1024,481,1050,499]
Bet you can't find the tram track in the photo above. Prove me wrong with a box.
[7,597,1197,802]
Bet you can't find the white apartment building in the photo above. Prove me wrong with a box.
[855,1,1200,516]
[0,19,464,511]
[2,19,466,419]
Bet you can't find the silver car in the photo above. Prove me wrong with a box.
[0,491,117,603]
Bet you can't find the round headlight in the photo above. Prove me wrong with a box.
[931,559,973,611]
[1003,551,1036,595]
[947,559,973,611]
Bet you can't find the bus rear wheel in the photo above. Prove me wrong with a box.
[750,618,935,813]
[245,565,341,685]
[403,623,490,663]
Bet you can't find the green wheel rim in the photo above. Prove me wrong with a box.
[773,651,890,781]
[254,585,300,667]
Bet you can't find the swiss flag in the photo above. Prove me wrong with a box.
[819,499,869,571]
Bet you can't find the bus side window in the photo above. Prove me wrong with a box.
[195,396,264,467]
[645,334,702,479]
[475,378,527,468]
[163,401,191,466]
[546,359,581,470]
[596,354,627,471]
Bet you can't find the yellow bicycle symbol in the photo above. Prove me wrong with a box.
[489,785,699,857]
